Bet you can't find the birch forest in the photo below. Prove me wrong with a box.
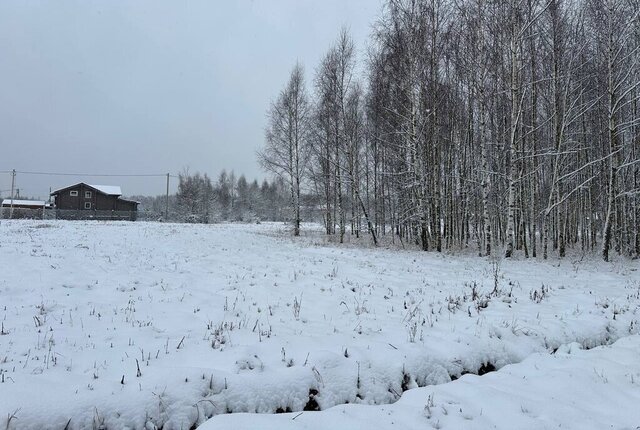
[259,0,640,260]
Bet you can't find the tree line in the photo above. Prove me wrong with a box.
[259,0,640,260]
[133,170,296,223]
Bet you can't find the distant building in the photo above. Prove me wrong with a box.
[1,199,48,219]
[50,183,139,221]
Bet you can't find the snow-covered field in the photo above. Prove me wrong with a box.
[0,220,638,429]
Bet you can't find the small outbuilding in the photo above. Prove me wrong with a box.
[1,199,48,219]
[50,183,138,221]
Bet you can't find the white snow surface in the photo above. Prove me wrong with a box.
[87,184,122,196]
[202,335,640,430]
[50,184,122,196]
[1,200,46,207]
[0,220,638,430]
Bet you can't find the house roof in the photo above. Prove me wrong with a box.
[1,199,46,207]
[51,183,122,196]
[118,198,140,205]
[89,185,122,196]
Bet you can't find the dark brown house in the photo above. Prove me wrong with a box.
[51,183,138,221]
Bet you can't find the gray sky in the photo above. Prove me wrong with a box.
[0,0,383,198]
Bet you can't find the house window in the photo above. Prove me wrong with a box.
[70,190,78,197]
[85,191,92,198]
[84,202,92,209]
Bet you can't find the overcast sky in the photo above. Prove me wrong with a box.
[0,0,383,198]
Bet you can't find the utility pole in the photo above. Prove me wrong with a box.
[9,169,16,219]
[47,186,52,219]
[165,173,170,221]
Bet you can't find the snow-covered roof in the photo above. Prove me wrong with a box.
[1,199,46,207]
[118,198,140,205]
[51,183,122,196]
[88,185,122,196]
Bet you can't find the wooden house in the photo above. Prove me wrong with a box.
[50,183,138,221]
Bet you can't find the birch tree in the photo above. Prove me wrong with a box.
[261,0,640,259]
[258,63,310,236]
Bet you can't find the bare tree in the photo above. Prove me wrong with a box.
[258,63,310,236]
[262,0,640,260]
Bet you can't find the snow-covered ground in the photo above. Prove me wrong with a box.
[0,220,638,430]
[203,336,640,430]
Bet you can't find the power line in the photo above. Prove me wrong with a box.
[14,170,178,178]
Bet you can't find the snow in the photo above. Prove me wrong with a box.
[1,199,46,207]
[88,184,122,196]
[0,220,638,430]
[202,336,640,430]
[50,184,122,196]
